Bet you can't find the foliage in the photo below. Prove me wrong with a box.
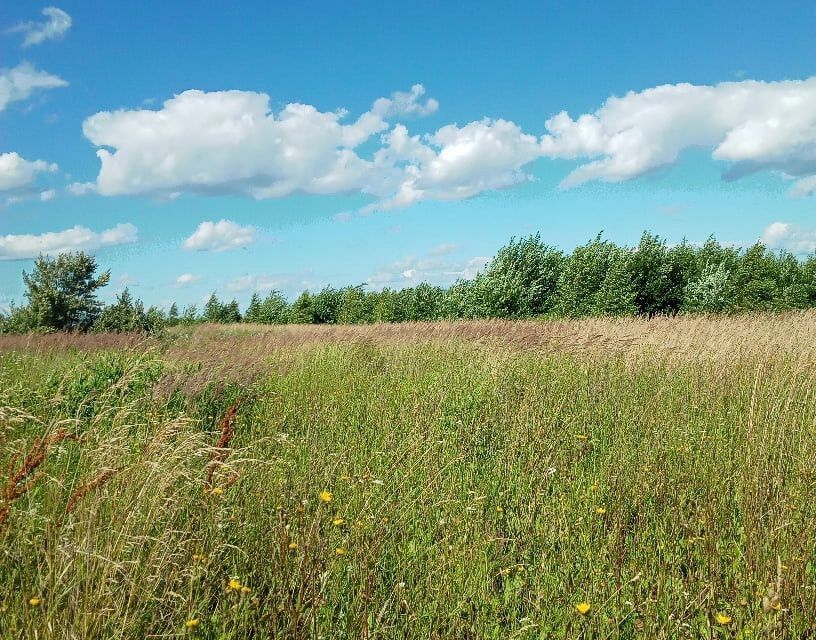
[22,252,110,332]
[5,232,816,335]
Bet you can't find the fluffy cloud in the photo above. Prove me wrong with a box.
[9,7,72,47]
[370,84,439,119]
[0,152,57,192]
[182,220,255,252]
[175,273,202,286]
[367,250,490,289]
[540,78,816,195]
[0,223,138,260]
[0,62,68,111]
[83,90,394,199]
[760,222,816,254]
[80,78,816,211]
[67,181,97,196]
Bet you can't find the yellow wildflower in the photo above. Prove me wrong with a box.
[595,507,606,515]
[496,506,504,513]
[185,618,200,629]
[240,586,251,594]
[335,547,346,556]
[576,434,588,441]
[319,491,333,503]
[332,517,345,526]
[228,578,242,591]
[576,602,591,615]
[28,597,42,607]
[715,613,732,625]
[288,542,298,550]
[210,487,224,496]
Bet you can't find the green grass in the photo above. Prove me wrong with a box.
[1,323,815,638]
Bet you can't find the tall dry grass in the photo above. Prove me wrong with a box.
[1,313,815,638]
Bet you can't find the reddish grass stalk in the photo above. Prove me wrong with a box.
[64,467,120,516]
[0,429,79,528]
[204,401,239,492]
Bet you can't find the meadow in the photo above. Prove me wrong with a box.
[1,314,816,638]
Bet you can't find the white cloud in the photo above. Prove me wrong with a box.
[227,274,280,293]
[367,250,491,289]
[0,62,68,111]
[175,273,202,286]
[0,152,58,193]
[0,223,138,261]
[83,89,394,199]
[182,219,255,253]
[760,222,816,254]
[67,181,97,196]
[371,84,439,119]
[540,78,816,195]
[9,7,72,47]
[40,189,56,201]
[79,78,816,211]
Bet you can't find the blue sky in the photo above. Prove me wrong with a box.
[2,0,816,310]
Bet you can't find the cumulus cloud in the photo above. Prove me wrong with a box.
[0,223,138,260]
[0,152,57,192]
[0,62,68,111]
[540,78,816,195]
[182,219,255,252]
[760,222,816,254]
[9,7,72,47]
[175,273,202,286]
[39,189,56,201]
[79,78,816,211]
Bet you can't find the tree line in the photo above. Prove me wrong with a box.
[3,231,816,334]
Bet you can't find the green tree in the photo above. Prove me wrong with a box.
[181,304,199,324]
[23,252,110,331]
[167,302,180,327]
[290,291,315,324]
[259,291,290,324]
[204,293,224,323]
[480,234,565,317]
[223,299,242,323]
[311,287,342,324]
[553,235,635,317]
[244,293,263,323]
[95,288,151,332]
[682,262,735,313]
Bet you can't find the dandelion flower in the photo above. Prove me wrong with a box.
[496,506,504,513]
[332,517,345,526]
[185,618,200,629]
[28,597,42,607]
[576,602,591,615]
[576,434,588,441]
[210,487,224,496]
[595,507,606,515]
[288,542,298,550]
[228,578,242,591]
[335,547,346,556]
[319,491,333,503]
[715,613,732,625]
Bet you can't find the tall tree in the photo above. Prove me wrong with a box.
[23,252,110,331]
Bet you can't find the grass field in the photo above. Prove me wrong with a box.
[2,314,816,638]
